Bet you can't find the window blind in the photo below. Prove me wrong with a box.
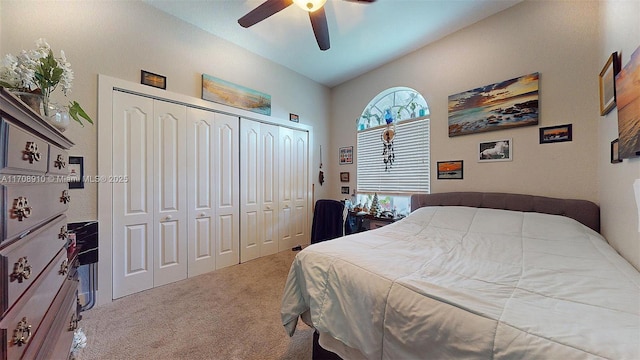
[357,117,430,194]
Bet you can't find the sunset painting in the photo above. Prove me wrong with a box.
[202,74,271,116]
[448,73,539,137]
[615,46,640,159]
[437,160,463,179]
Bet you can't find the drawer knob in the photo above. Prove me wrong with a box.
[59,225,68,241]
[69,312,80,331]
[59,259,69,276]
[11,257,32,283]
[12,196,32,221]
[12,317,32,346]
[23,142,41,163]
[61,190,71,204]
[54,154,67,169]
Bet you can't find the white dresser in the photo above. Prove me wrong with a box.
[0,88,79,359]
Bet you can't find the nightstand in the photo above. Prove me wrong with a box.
[346,212,396,234]
[362,214,395,230]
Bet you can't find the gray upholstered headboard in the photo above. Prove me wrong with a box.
[411,192,600,233]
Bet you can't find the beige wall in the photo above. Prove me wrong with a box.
[598,0,640,270]
[0,0,332,221]
[331,0,599,202]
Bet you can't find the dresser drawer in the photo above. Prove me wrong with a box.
[0,121,49,175]
[1,183,69,243]
[29,280,79,360]
[1,216,67,314]
[47,145,69,176]
[0,249,68,360]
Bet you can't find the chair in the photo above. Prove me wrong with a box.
[311,199,346,244]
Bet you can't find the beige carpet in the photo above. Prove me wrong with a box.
[76,250,312,360]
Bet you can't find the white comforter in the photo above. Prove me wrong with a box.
[281,206,640,359]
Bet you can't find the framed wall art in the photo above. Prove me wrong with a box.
[202,73,271,115]
[437,160,463,180]
[599,52,620,116]
[479,139,512,162]
[341,186,350,194]
[340,172,350,182]
[611,139,623,163]
[448,73,539,137]
[616,45,640,159]
[339,146,353,165]
[68,156,84,189]
[141,70,166,90]
[289,113,299,123]
[539,124,572,144]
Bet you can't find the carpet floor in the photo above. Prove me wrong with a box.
[75,250,312,359]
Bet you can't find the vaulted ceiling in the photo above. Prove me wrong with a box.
[146,0,522,87]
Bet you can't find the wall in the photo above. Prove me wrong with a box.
[0,0,332,221]
[331,0,599,203]
[598,0,640,270]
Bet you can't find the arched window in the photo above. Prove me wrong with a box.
[355,87,430,217]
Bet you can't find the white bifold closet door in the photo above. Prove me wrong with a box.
[112,92,187,298]
[240,119,279,263]
[187,108,240,274]
[112,92,239,299]
[278,127,309,251]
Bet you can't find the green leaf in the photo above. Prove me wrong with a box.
[68,101,94,126]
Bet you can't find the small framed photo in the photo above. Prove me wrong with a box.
[437,160,463,180]
[539,124,572,144]
[289,113,299,123]
[479,139,512,162]
[340,172,350,182]
[141,70,166,90]
[68,156,84,189]
[339,146,353,165]
[341,186,350,194]
[611,139,623,163]
[599,52,620,116]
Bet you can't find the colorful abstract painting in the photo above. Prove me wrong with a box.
[202,74,271,116]
[448,73,539,137]
[616,46,640,159]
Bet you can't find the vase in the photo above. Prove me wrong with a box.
[12,91,44,115]
[45,102,70,132]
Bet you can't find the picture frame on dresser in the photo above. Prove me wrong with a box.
[68,156,84,189]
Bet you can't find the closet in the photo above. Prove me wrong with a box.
[105,83,309,300]
[240,119,309,262]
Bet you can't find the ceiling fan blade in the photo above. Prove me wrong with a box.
[238,0,293,28]
[309,7,330,51]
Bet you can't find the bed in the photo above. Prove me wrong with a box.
[280,192,640,359]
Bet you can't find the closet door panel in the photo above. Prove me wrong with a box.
[240,119,260,262]
[292,130,309,244]
[112,91,154,299]
[214,114,239,269]
[153,100,187,287]
[279,128,294,251]
[260,123,279,256]
[187,108,216,277]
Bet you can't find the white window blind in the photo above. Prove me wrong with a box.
[357,117,430,194]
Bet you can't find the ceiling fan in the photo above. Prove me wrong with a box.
[238,0,376,51]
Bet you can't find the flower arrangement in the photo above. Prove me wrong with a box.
[0,39,93,126]
[71,328,87,357]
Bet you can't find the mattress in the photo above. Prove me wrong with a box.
[280,206,640,359]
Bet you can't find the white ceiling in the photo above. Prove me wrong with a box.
[146,0,522,88]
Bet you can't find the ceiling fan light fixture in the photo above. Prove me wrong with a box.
[292,0,327,12]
